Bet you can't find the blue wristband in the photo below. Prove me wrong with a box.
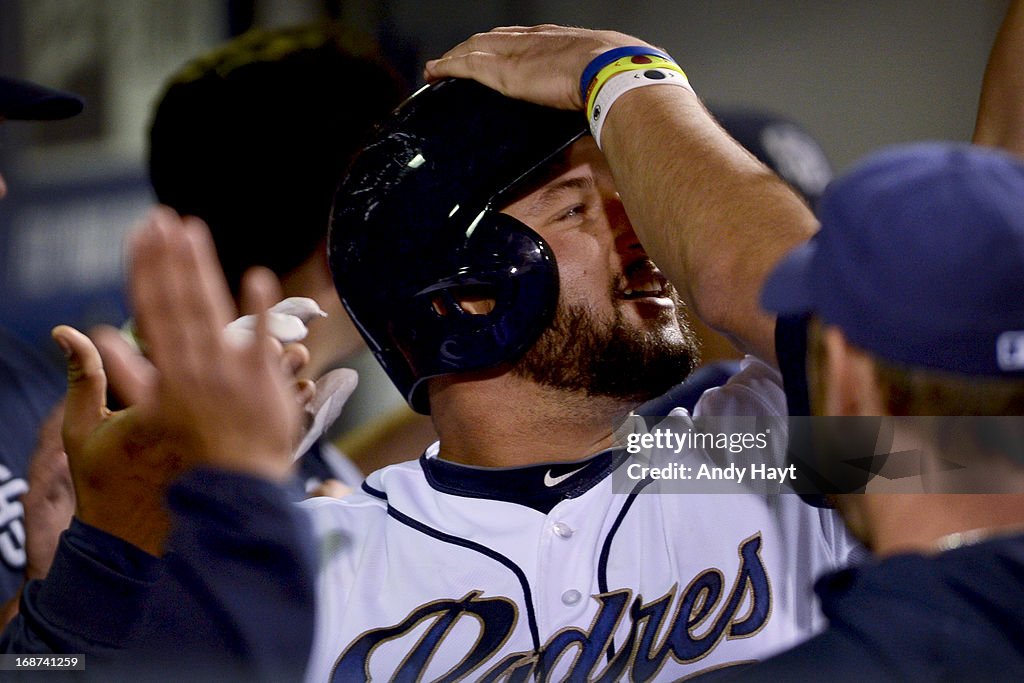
[579,45,673,105]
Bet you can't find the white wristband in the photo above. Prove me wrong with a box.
[590,68,695,148]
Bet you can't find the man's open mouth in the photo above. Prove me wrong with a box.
[619,260,671,300]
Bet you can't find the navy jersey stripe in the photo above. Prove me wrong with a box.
[597,476,655,661]
[361,481,387,500]
[384,504,542,652]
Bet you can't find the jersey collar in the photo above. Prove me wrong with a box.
[418,445,627,514]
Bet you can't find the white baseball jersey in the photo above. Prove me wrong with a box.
[301,357,860,681]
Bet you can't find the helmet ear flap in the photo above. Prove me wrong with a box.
[397,211,559,413]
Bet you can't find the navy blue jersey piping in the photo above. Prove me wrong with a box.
[361,491,542,653]
[384,505,541,652]
[597,476,656,661]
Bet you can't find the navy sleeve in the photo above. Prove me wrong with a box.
[1,468,317,682]
[725,628,890,683]
[1,518,160,655]
[134,468,318,681]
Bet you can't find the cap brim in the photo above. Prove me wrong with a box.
[760,239,817,315]
[0,76,83,121]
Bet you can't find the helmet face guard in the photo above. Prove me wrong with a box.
[329,79,588,413]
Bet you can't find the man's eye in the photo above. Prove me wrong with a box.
[557,204,586,221]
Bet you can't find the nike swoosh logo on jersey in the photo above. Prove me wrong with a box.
[543,465,588,487]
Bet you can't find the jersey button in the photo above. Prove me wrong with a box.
[561,589,582,606]
[552,522,574,538]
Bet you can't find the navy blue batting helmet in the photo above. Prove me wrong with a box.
[329,79,587,414]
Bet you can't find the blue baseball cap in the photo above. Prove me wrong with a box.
[0,75,83,120]
[761,142,1024,376]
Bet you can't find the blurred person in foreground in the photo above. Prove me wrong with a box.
[0,76,81,621]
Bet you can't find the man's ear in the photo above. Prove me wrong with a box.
[452,292,496,315]
[820,325,887,416]
[430,286,497,316]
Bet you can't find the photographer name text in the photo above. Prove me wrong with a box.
[626,462,797,484]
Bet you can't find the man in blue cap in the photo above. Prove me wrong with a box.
[0,75,83,616]
[745,141,1024,681]
[743,6,1024,672]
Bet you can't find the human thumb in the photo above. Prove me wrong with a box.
[52,325,108,452]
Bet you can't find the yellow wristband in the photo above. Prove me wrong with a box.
[590,67,694,148]
[585,56,684,122]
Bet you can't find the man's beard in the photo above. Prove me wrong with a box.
[510,284,699,405]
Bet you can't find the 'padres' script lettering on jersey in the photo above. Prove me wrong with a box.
[331,535,770,681]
